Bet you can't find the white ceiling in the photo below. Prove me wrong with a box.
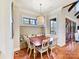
[14,0,76,14]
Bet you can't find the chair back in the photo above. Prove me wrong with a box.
[49,37,54,45]
[31,34,35,37]
[23,34,28,41]
[49,36,57,48]
[21,34,31,47]
[42,39,49,50]
[26,37,34,49]
[26,38,30,46]
[20,34,27,42]
[46,34,51,37]
[28,34,35,37]
[37,34,42,36]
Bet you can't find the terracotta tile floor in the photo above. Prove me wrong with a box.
[14,42,79,59]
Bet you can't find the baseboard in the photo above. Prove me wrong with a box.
[57,43,66,47]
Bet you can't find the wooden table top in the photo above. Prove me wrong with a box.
[29,36,49,46]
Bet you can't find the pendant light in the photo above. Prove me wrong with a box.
[37,3,45,25]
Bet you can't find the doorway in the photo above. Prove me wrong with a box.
[65,18,76,43]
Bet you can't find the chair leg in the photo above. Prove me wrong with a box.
[51,48,52,54]
[27,47,29,53]
[34,48,36,59]
[47,50,50,59]
[29,49,32,57]
[41,53,43,59]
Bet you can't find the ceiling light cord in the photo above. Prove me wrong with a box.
[40,3,42,15]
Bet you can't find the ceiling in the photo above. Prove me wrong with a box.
[14,0,77,14]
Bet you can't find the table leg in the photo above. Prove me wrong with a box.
[41,53,43,59]
[27,47,29,53]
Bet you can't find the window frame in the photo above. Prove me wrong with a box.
[29,18,37,25]
[22,17,37,25]
[50,18,56,34]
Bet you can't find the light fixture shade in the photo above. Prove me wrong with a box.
[37,3,45,25]
[37,16,45,25]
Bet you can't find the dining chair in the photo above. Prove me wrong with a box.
[22,34,34,57]
[37,34,42,36]
[49,37,56,54]
[20,34,28,49]
[31,34,36,37]
[28,34,36,37]
[35,39,49,59]
[46,34,51,37]
[20,34,25,41]
[26,37,34,57]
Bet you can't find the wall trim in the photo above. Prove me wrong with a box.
[65,15,78,30]
[65,15,77,22]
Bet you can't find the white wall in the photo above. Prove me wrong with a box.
[20,26,43,36]
[13,5,40,51]
[13,3,79,50]
[44,15,50,35]
[13,6,20,51]
[0,0,13,59]
[48,7,78,47]
[63,7,78,30]
[57,9,66,46]
[78,20,79,26]
[48,8,65,46]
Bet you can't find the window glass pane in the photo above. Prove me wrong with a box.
[30,19,35,25]
[22,17,37,25]
[50,18,56,34]
[23,18,29,24]
[30,19,37,25]
[76,2,79,12]
[51,21,53,27]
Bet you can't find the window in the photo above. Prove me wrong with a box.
[50,18,56,35]
[30,19,37,25]
[23,18,29,24]
[22,17,37,25]
[76,2,79,12]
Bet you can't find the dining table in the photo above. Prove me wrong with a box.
[29,35,49,47]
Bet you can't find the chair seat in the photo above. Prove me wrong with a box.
[36,46,48,53]
[35,39,49,59]
[49,45,55,49]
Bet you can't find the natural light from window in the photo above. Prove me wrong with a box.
[76,2,79,12]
